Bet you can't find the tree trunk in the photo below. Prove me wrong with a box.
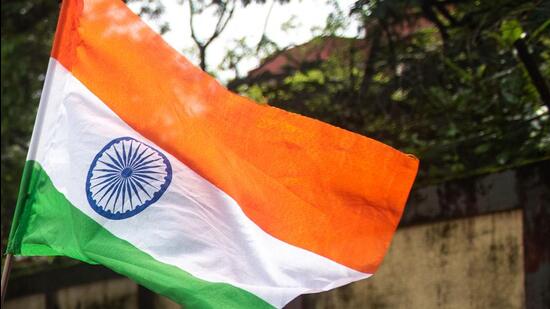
[514,38,550,110]
[199,46,207,72]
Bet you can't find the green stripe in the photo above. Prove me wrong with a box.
[7,160,273,309]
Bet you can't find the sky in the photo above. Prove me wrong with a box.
[128,0,360,82]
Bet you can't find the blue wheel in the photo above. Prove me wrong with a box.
[86,136,172,220]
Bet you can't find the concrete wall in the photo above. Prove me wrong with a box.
[301,210,525,309]
[5,278,180,309]
[4,161,548,308]
[7,211,524,309]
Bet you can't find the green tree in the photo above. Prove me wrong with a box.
[1,0,59,250]
[233,0,550,184]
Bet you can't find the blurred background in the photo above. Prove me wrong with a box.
[1,0,549,308]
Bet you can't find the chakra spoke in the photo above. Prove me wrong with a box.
[128,178,144,204]
[131,151,156,169]
[121,178,128,212]
[112,178,125,211]
[133,165,165,172]
[95,168,119,173]
[101,178,123,209]
[90,174,120,190]
[132,172,163,183]
[132,172,163,182]
[133,157,162,170]
[97,179,121,205]
[130,177,152,199]
[113,143,125,167]
[92,176,121,198]
[105,152,123,169]
[122,141,128,167]
[128,143,142,167]
[98,160,120,171]
[129,145,148,168]
[133,170,167,176]
[127,141,134,167]
[132,174,160,191]
[125,180,134,210]
[91,172,119,180]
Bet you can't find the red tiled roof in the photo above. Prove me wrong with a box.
[248,36,369,78]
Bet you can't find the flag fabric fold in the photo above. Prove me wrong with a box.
[7,0,419,307]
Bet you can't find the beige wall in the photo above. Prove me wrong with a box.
[5,210,525,309]
[5,278,180,309]
[55,278,138,309]
[303,210,525,309]
[4,294,45,309]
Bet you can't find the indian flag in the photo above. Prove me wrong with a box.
[6,0,419,307]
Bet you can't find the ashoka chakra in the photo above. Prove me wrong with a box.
[86,136,172,219]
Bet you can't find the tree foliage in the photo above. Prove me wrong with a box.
[233,0,550,184]
[1,0,59,249]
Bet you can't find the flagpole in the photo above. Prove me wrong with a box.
[1,253,14,306]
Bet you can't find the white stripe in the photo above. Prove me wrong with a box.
[30,58,369,308]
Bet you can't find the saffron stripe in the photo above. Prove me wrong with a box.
[51,0,419,273]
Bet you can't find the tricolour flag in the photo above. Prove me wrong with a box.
[6,0,419,307]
